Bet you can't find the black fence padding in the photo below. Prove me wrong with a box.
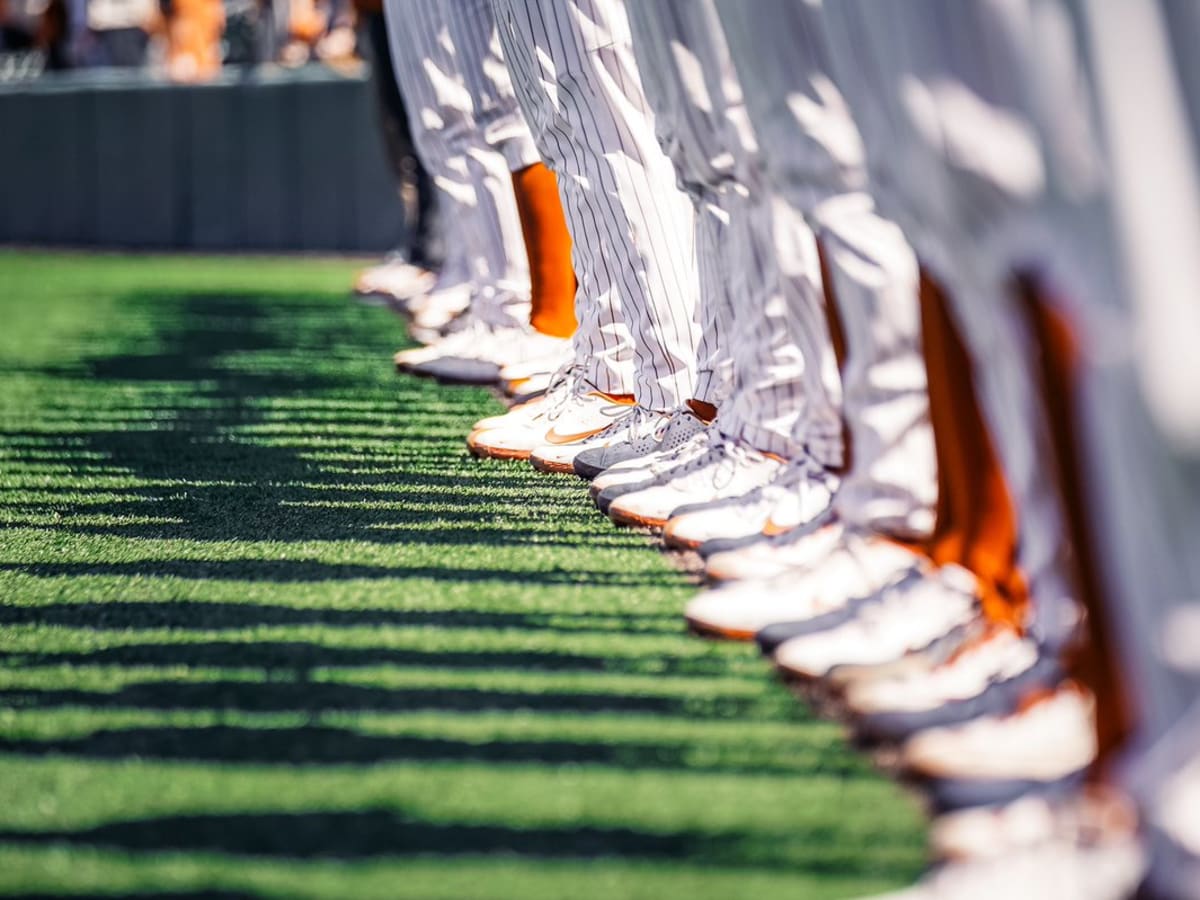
[0,66,408,252]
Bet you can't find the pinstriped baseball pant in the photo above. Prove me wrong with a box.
[712,0,937,531]
[383,0,534,325]
[489,0,700,412]
[820,0,1079,635]
[626,0,842,460]
[625,0,743,409]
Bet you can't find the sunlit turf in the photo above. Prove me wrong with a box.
[0,250,927,898]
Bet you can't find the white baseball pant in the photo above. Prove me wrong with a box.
[715,0,938,533]
[489,0,700,412]
[384,0,533,325]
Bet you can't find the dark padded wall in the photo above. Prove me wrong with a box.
[0,67,408,252]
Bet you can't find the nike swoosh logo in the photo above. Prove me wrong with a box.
[543,425,608,445]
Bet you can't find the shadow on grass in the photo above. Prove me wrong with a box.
[0,287,902,883]
[0,291,652,557]
[0,601,683,637]
[0,722,865,776]
[0,810,916,878]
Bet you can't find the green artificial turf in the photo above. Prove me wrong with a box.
[0,250,927,899]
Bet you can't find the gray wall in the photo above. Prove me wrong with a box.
[0,66,408,252]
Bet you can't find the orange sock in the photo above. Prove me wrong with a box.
[916,270,1028,629]
[512,163,577,339]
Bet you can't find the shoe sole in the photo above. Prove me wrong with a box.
[466,432,534,462]
[661,529,703,551]
[608,506,668,530]
[529,456,576,475]
[683,613,757,642]
[573,459,607,481]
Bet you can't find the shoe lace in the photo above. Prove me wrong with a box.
[589,405,657,444]
[542,364,587,421]
[661,437,729,479]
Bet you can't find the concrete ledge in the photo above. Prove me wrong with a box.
[0,66,407,252]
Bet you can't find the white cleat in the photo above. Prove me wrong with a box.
[605,438,785,530]
[684,530,918,640]
[354,254,436,305]
[662,457,839,550]
[499,347,573,398]
[928,787,1139,863]
[471,394,549,434]
[406,282,473,343]
[900,683,1098,810]
[847,627,1040,717]
[529,406,670,475]
[571,407,710,482]
[588,421,716,499]
[867,832,1145,900]
[468,370,634,462]
[703,518,848,583]
[396,324,568,385]
[770,564,979,680]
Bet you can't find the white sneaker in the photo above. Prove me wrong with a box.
[397,324,568,383]
[606,438,786,529]
[704,518,850,582]
[500,347,573,398]
[529,406,669,474]
[661,458,839,550]
[588,421,716,499]
[470,394,549,435]
[871,833,1145,900]
[845,627,1042,718]
[394,318,491,370]
[929,787,1139,862]
[503,369,554,400]
[407,282,473,342]
[901,683,1097,784]
[354,254,436,304]
[572,407,709,481]
[684,530,918,640]
[468,370,634,462]
[771,565,979,680]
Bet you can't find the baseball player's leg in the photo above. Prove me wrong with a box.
[441,0,538,325]
[716,0,933,519]
[814,193,937,538]
[490,0,634,397]
[384,0,527,316]
[443,0,576,341]
[625,0,746,411]
[492,0,700,413]
[716,192,842,461]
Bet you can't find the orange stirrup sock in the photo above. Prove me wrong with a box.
[512,163,577,339]
[917,270,1028,629]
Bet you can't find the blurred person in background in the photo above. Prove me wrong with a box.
[71,0,154,67]
[159,0,221,80]
[278,0,353,66]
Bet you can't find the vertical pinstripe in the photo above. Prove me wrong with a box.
[490,0,700,411]
[627,0,842,459]
[713,0,938,533]
[625,0,749,408]
[383,0,532,324]
[819,0,1101,646]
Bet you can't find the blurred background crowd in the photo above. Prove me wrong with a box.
[0,0,380,82]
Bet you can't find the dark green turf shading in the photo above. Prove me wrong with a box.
[0,251,927,899]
